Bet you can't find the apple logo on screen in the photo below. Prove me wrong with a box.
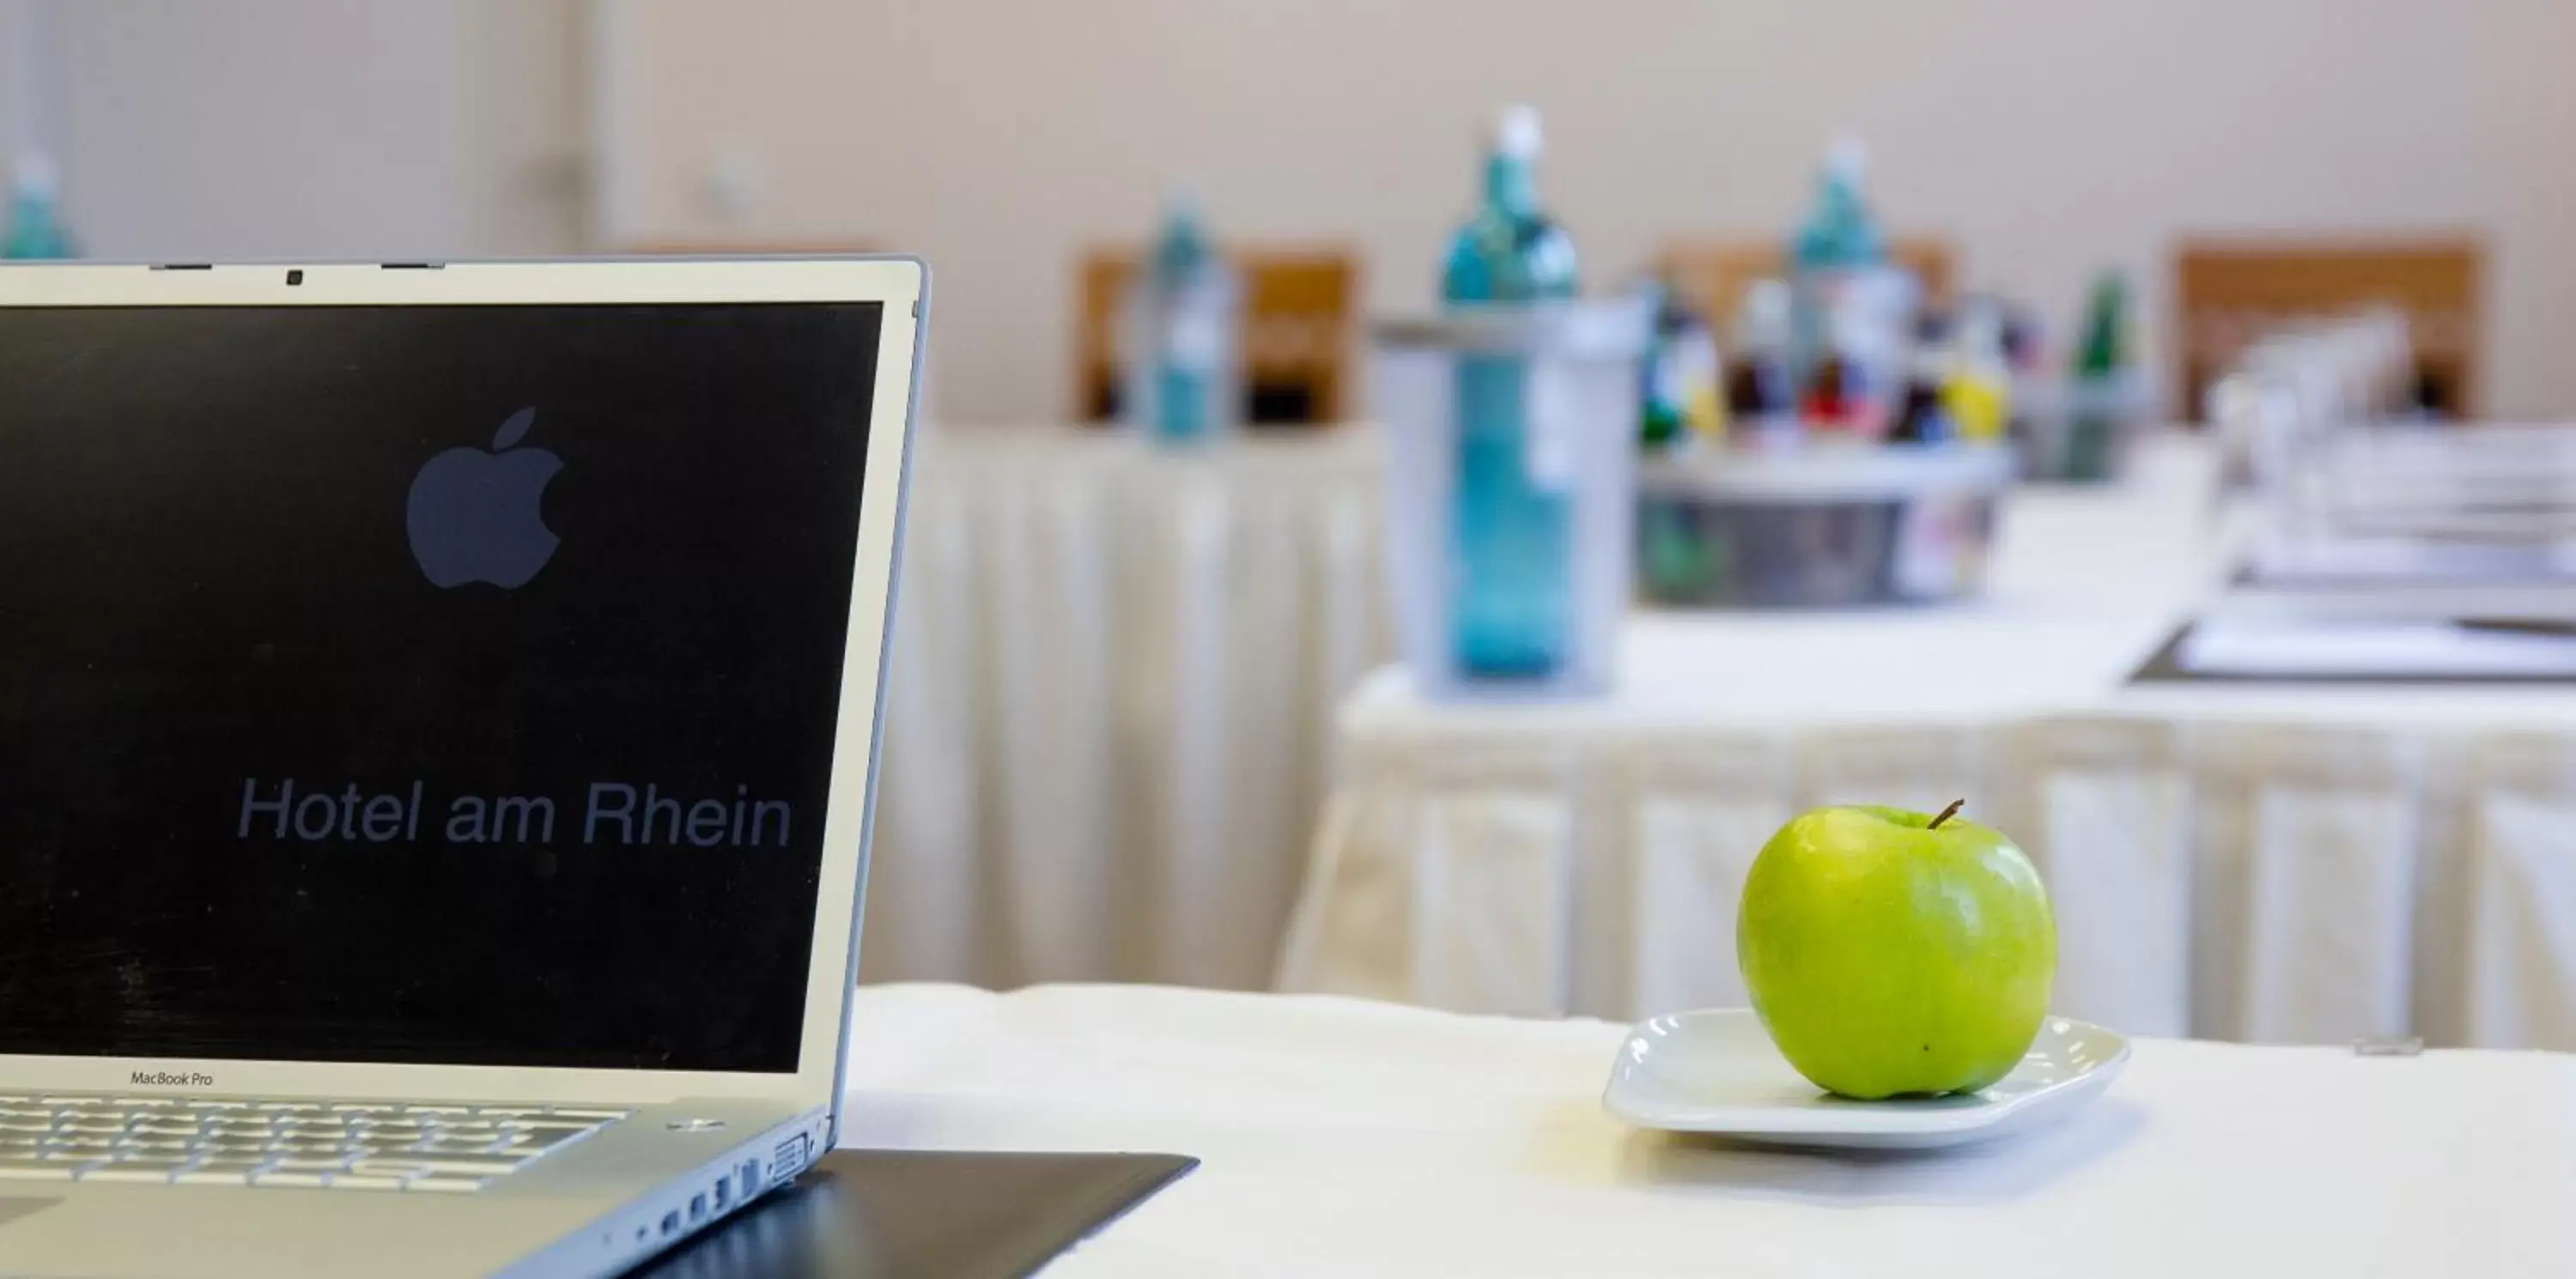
[405,405,563,589]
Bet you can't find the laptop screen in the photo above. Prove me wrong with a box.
[0,300,884,1073]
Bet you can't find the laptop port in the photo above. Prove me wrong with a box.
[688,1192,707,1224]
[712,1175,732,1211]
[659,1210,681,1238]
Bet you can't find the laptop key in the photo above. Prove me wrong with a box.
[266,1157,354,1174]
[0,1161,85,1180]
[78,1161,197,1184]
[404,1157,523,1177]
[248,1171,330,1188]
[272,1143,354,1158]
[406,1178,488,1194]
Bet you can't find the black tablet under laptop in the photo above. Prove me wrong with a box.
[632,1150,1197,1279]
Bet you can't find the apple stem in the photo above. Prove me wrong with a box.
[1928,799,1965,830]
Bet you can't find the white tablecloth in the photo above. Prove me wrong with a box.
[840,983,2576,1278]
[1277,435,2576,1050]
[864,426,1392,990]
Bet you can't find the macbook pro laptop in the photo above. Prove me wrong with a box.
[0,257,927,1277]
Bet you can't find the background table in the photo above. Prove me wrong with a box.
[863,426,1392,990]
[840,983,2576,1277]
[1277,435,2576,1050]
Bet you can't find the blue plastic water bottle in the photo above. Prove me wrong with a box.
[2,153,77,260]
[1441,106,1580,680]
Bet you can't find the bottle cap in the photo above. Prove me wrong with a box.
[1492,106,1544,161]
[1159,185,1209,241]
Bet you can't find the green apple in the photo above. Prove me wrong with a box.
[1736,802,2055,1100]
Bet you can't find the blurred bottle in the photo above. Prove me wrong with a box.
[2063,272,2134,480]
[1637,276,1721,450]
[1801,347,1855,429]
[1443,107,1579,304]
[1838,269,1917,436]
[1441,105,1579,679]
[1787,136,1887,383]
[1724,279,1800,446]
[1995,299,2044,450]
[1125,191,1238,445]
[1888,339,1956,445]
[1941,303,2013,443]
[3,154,77,260]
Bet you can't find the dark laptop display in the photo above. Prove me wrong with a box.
[0,301,884,1072]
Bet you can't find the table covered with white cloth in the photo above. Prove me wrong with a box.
[863,426,1392,990]
[839,982,2576,1277]
[1276,434,2576,1050]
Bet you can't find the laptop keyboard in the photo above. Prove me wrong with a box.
[0,1094,631,1192]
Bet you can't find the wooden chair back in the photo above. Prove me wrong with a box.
[2176,236,2484,419]
[1077,245,1359,425]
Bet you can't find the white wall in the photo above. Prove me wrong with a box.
[21,0,582,261]
[602,0,2576,421]
[14,1,2573,420]
[0,3,38,163]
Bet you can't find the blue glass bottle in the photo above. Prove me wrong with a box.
[2,154,77,260]
[1787,136,1886,385]
[1133,193,1234,445]
[1441,107,1579,680]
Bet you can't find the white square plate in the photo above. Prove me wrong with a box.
[1602,1009,2129,1149]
